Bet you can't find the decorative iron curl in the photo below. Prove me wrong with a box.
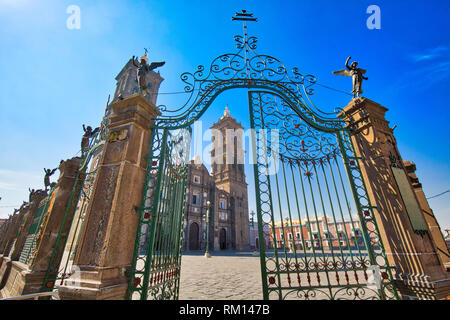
[154,31,350,129]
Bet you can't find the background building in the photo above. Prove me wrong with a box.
[248,216,369,251]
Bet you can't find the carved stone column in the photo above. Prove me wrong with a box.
[0,211,24,291]
[0,213,21,257]
[58,94,159,300]
[0,216,16,289]
[0,217,14,256]
[339,97,450,299]
[9,191,48,262]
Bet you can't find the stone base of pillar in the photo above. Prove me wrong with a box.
[58,266,128,300]
[0,261,48,298]
[395,273,450,300]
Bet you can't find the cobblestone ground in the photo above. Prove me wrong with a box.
[179,251,263,300]
[178,250,378,300]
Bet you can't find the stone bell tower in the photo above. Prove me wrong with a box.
[210,107,250,250]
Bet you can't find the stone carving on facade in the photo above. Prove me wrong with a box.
[389,151,402,168]
[109,129,128,142]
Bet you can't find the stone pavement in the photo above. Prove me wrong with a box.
[179,251,263,300]
[178,250,378,300]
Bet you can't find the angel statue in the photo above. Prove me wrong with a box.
[28,188,36,202]
[333,56,368,98]
[43,167,57,191]
[132,51,165,96]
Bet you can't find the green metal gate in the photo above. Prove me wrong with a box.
[126,128,190,300]
[248,90,398,300]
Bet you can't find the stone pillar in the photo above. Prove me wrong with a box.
[0,217,14,256]
[0,157,82,298]
[28,158,82,280]
[58,94,159,300]
[403,161,450,271]
[339,97,450,299]
[0,213,21,257]
[0,212,23,291]
[0,216,15,286]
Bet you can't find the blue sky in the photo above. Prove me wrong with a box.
[0,0,449,229]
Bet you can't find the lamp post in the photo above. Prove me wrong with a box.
[205,200,211,258]
[250,210,259,256]
[285,217,294,253]
[250,210,255,247]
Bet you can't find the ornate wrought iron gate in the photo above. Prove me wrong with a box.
[248,90,398,300]
[126,10,399,300]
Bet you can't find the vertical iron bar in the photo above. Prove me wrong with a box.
[248,91,269,300]
[140,128,168,300]
[304,163,333,298]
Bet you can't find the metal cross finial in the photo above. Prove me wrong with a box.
[232,10,257,79]
[231,9,258,23]
[232,9,257,40]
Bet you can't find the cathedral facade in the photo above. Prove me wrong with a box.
[183,108,250,251]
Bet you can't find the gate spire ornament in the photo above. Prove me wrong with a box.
[232,10,257,79]
[332,56,368,98]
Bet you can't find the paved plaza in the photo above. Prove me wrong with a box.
[178,250,379,300]
[179,251,263,300]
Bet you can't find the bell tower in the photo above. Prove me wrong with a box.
[210,106,250,250]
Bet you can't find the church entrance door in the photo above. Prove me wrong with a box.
[189,222,199,250]
[219,228,227,250]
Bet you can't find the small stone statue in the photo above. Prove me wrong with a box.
[44,167,57,191]
[81,124,99,152]
[333,56,368,98]
[19,201,29,211]
[132,52,165,96]
[28,188,35,202]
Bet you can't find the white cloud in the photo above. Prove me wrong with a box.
[0,181,20,191]
[410,45,449,62]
